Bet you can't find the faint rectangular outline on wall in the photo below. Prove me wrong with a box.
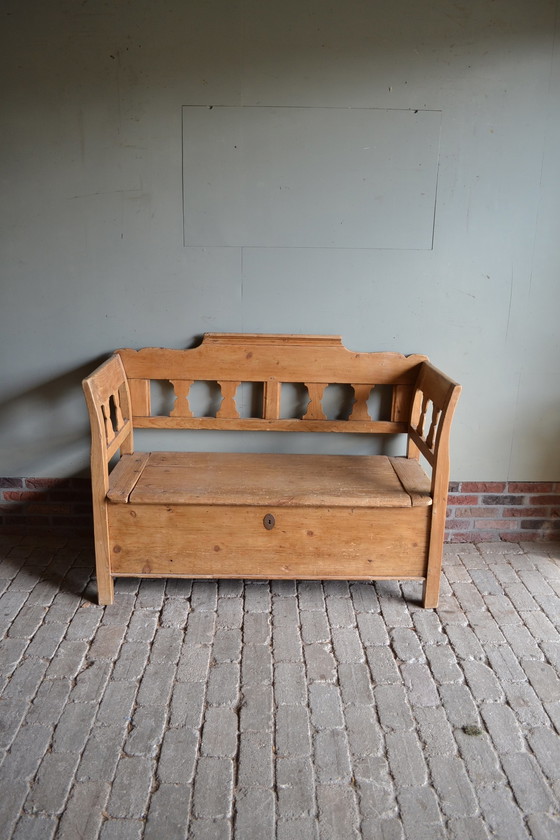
[182,105,442,250]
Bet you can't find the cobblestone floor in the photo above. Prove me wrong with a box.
[0,535,559,840]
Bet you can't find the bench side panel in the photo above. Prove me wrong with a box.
[408,361,462,606]
[82,354,134,604]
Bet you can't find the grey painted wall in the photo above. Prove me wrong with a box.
[1,0,559,480]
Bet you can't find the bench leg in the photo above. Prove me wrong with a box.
[92,501,115,605]
[422,517,445,608]
[420,488,450,609]
[94,537,114,605]
[422,571,440,609]
[97,569,115,605]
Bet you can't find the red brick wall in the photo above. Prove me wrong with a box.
[0,478,93,535]
[1,477,559,543]
[446,481,560,543]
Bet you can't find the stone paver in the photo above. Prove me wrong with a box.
[0,535,559,837]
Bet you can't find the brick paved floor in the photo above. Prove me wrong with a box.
[0,535,559,840]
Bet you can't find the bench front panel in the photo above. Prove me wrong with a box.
[108,504,430,580]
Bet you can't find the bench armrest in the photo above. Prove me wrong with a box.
[408,361,461,497]
[82,355,134,494]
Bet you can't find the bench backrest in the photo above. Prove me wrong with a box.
[116,333,429,437]
[83,334,460,487]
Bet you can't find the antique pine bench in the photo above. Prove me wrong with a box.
[83,333,460,608]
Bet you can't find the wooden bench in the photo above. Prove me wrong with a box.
[83,333,461,608]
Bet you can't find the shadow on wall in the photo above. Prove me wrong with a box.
[0,357,107,479]
[0,358,108,537]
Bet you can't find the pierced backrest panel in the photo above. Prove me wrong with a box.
[409,362,461,465]
[83,355,133,460]
[118,334,428,435]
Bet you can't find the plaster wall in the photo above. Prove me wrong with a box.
[1,0,559,480]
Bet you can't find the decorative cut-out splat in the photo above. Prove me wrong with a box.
[217,381,241,419]
[426,404,442,451]
[349,384,374,421]
[101,391,125,444]
[303,384,327,420]
[263,380,281,420]
[101,402,113,443]
[170,380,194,418]
[113,392,125,431]
[417,394,430,439]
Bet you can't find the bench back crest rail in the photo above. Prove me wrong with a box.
[83,333,461,607]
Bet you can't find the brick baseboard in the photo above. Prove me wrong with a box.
[1,477,559,543]
[0,478,93,536]
[446,481,560,543]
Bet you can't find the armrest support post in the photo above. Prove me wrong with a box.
[408,362,461,607]
[82,355,134,604]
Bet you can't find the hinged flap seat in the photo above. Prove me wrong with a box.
[107,452,432,508]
